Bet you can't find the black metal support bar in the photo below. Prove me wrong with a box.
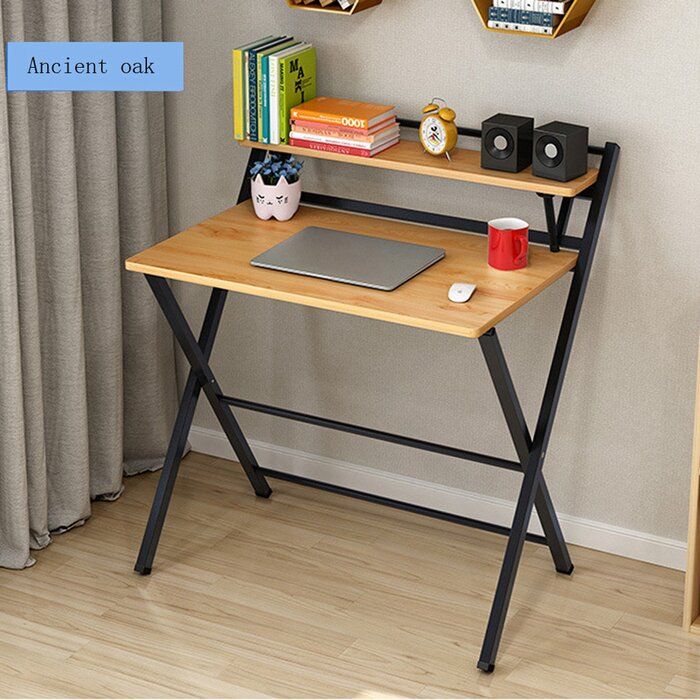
[145,275,272,499]
[261,468,547,546]
[541,194,560,252]
[538,194,577,253]
[238,147,266,204]
[478,329,573,574]
[135,287,228,575]
[300,191,583,251]
[219,394,522,473]
[557,197,574,245]
[476,142,620,673]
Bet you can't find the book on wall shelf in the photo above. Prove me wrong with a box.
[488,0,570,35]
[289,97,400,158]
[232,35,316,145]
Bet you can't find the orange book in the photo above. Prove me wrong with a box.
[290,97,396,130]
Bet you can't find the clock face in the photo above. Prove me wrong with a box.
[421,116,447,154]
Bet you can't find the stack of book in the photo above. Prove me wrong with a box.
[487,0,571,35]
[233,36,317,145]
[289,97,399,158]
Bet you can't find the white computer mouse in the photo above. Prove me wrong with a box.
[448,283,477,304]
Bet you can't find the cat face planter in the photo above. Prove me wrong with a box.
[251,175,301,222]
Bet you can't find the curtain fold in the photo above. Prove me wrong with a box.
[0,0,178,569]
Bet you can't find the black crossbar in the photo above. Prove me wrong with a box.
[219,395,522,472]
[260,467,548,546]
[300,191,583,251]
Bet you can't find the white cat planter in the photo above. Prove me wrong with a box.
[251,175,301,222]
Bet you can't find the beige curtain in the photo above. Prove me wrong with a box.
[0,0,179,569]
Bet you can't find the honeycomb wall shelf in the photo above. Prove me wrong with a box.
[471,0,597,39]
[286,0,383,15]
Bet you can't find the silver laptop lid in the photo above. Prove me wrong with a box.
[250,227,445,291]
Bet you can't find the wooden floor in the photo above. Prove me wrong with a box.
[0,452,697,698]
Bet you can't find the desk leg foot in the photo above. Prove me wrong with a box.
[557,563,574,575]
[256,481,273,499]
[477,661,495,674]
[135,566,152,576]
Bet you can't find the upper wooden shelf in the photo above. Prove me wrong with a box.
[286,0,382,14]
[471,0,598,40]
[239,139,598,198]
[126,201,577,339]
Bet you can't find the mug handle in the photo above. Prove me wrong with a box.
[514,237,527,265]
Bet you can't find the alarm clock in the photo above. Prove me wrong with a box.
[419,99,458,160]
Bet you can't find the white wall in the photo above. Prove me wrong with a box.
[162,0,700,560]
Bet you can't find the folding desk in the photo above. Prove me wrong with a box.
[125,121,619,672]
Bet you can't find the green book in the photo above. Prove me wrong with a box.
[257,39,298,144]
[278,45,316,145]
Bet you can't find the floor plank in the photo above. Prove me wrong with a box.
[0,452,694,698]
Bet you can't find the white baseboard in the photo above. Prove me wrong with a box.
[189,425,687,571]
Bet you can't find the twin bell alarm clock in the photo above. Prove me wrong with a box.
[419,98,458,160]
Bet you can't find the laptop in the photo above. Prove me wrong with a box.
[250,227,445,291]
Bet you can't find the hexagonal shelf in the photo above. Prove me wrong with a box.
[471,0,597,39]
[286,0,383,15]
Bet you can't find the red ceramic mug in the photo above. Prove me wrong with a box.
[488,218,529,271]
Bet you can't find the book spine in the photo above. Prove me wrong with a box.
[248,50,259,142]
[290,137,398,157]
[291,124,399,142]
[290,138,375,157]
[279,56,288,143]
[244,51,251,138]
[232,51,244,141]
[291,117,397,136]
[260,54,269,144]
[257,52,265,143]
[289,130,397,148]
[289,109,369,130]
[488,19,554,34]
[495,0,567,12]
[533,0,567,12]
[269,56,280,145]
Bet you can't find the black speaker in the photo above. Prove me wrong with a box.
[481,114,534,173]
[532,121,589,182]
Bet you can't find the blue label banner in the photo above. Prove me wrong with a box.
[5,42,184,91]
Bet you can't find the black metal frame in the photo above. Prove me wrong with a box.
[134,121,619,674]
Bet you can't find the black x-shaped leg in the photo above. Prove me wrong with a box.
[476,328,574,673]
[135,278,271,575]
[475,142,619,672]
[479,329,573,575]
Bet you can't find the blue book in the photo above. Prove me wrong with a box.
[247,36,289,142]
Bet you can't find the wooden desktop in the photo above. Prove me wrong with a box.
[127,202,577,339]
